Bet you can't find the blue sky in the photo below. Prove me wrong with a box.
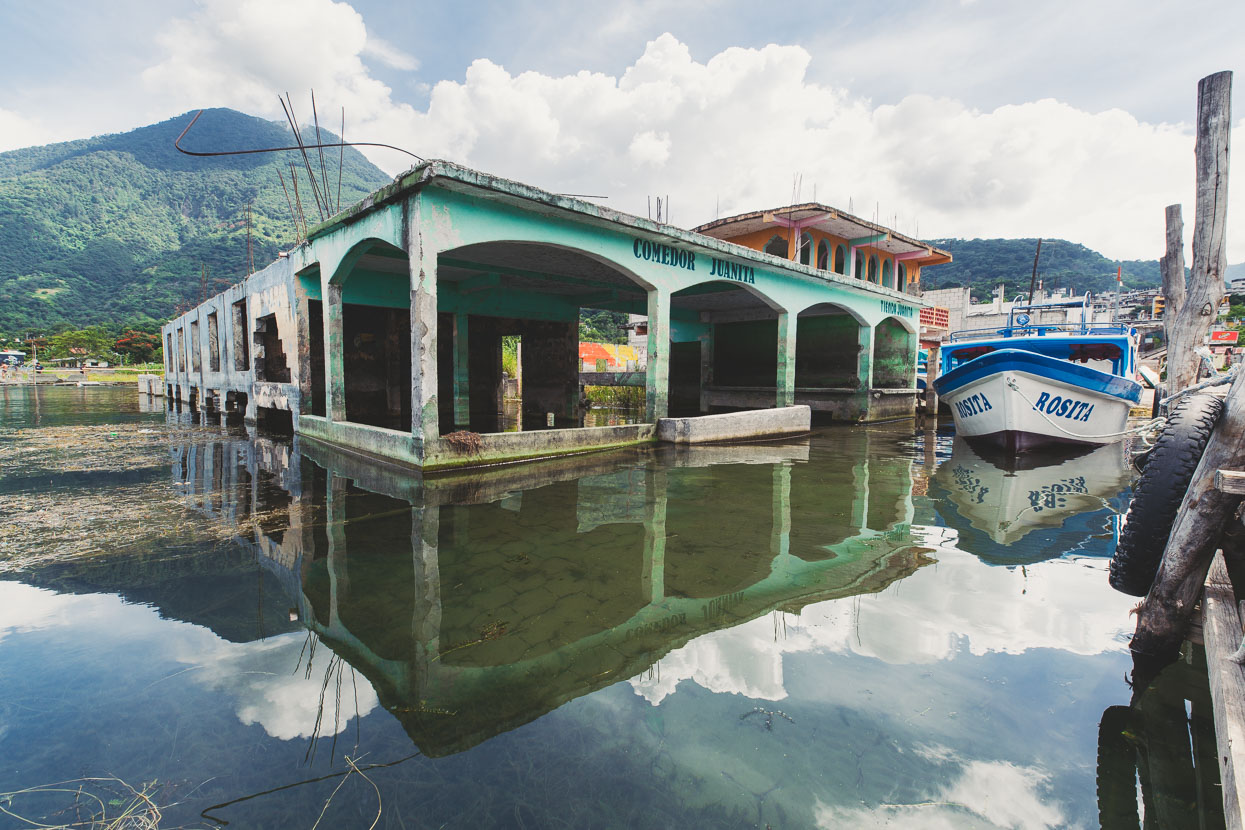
[1,0,1241,259]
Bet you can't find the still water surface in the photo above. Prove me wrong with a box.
[0,386,1197,828]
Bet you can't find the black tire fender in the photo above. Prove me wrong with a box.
[1109,393,1224,596]
[1096,705,1140,829]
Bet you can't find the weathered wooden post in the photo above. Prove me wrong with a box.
[1131,70,1234,672]
[1165,72,1233,394]
[1160,203,1186,403]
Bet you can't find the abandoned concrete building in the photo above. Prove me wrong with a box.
[161,160,951,470]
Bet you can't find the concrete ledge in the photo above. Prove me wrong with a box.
[657,406,811,444]
[137,374,164,396]
[297,416,423,467]
[579,371,646,387]
[425,423,656,472]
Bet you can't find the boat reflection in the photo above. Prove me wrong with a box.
[929,437,1134,562]
[166,425,931,758]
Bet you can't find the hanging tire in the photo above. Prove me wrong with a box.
[1096,706,1140,830]
[1109,393,1224,596]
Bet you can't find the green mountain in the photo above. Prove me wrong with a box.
[0,108,392,336]
[921,238,1169,300]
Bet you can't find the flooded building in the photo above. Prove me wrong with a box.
[162,161,951,470]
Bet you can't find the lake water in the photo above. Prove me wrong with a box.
[0,386,1218,828]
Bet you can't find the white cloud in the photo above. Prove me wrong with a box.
[98,7,1241,262]
[0,108,53,153]
[140,0,413,133]
[814,758,1068,829]
[184,634,380,741]
[399,33,1223,260]
[362,36,420,72]
[628,544,1134,705]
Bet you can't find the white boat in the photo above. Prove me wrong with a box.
[932,298,1143,452]
[933,437,1132,548]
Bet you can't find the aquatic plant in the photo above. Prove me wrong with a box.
[0,775,177,829]
[443,430,483,455]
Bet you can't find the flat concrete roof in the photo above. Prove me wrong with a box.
[305,160,932,306]
[695,203,952,266]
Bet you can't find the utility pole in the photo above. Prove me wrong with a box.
[1027,238,1042,305]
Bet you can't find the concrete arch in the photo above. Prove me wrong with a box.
[326,237,406,286]
[671,276,786,312]
[873,316,917,389]
[794,300,869,327]
[440,238,657,292]
[764,234,788,258]
[878,313,919,335]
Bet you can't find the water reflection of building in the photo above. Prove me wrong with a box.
[929,437,1133,562]
[170,425,927,757]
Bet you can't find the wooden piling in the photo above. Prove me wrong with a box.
[1202,551,1245,829]
[1161,204,1187,392]
[1166,71,1233,393]
[1133,371,1245,667]
[1131,70,1235,668]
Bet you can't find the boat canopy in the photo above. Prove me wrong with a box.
[942,334,1135,377]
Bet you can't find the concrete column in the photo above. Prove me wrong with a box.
[294,290,313,415]
[698,326,714,414]
[776,311,798,408]
[325,283,346,420]
[641,469,668,605]
[326,473,349,630]
[770,462,792,557]
[857,324,875,389]
[452,313,470,427]
[408,198,439,455]
[410,504,442,688]
[645,287,671,422]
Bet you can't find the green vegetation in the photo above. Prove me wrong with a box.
[579,309,628,343]
[923,238,1164,301]
[0,108,391,337]
[583,385,644,406]
[502,335,519,376]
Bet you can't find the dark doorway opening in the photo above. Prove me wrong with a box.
[307,300,326,417]
[343,303,411,430]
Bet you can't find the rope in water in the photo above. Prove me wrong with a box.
[1002,376,1165,443]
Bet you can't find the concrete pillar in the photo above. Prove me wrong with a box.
[408,197,439,454]
[410,504,442,688]
[326,283,346,420]
[641,469,668,605]
[326,473,349,630]
[776,311,798,408]
[645,287,671,422]
[452,313,470,427]
[857,324,875,389]
[294,290,313,415]
[770,462,792,557]
[698,326,714,414]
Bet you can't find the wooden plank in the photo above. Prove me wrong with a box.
[1218,470,1245,495]
[1202,550,1245,830]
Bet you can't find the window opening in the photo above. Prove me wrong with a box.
[232,299,250,371]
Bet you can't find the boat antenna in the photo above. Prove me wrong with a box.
[1027,238,1043,305]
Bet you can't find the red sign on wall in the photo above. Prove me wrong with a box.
[1210,330,1240,343]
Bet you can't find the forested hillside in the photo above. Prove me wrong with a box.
[0,108,391,336]
[923,238,1164,300]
